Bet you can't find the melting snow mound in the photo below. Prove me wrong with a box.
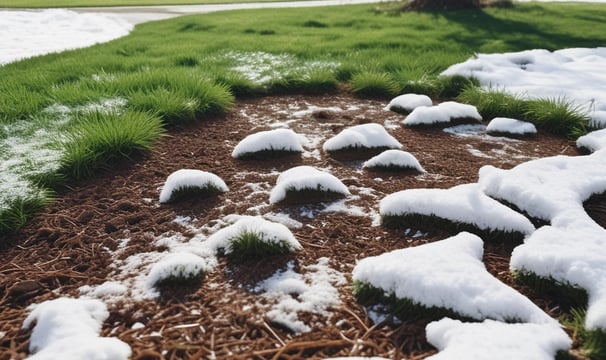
[425,318,571,360]
[232,128,306,159]
[385,93,433,114]
[322,123,402,152]
[577,128,606,153]
[363,149,425,172]
[352,232,554,324]
[159,169,228,203]
[269,166,350,204]
[404,101,482,127]
[22,297,131,360]
[486,117,537,136]
[146,253,213,289]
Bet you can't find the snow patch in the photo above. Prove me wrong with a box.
[232,128,305,158]
[269,166,350,204]
[486,117,537,136]
[385,93,433,113]
[577,128,606,153]
[404,101,482,126]
[159,169,228,203]
[323,123,402,152]
[363,150,425,172]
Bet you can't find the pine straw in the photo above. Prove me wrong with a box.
[0,93,584,359]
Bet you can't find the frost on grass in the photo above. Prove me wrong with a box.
[146,252,212,288]
[486,117,537,137]
[322,123,402,155]
[203,216,301,259]
[232,128,306,159]
[159,169,228,203]
[352,232,555,324]
[425,318,571,360]
[363,149,425,172]
[269,166,350,204]
[379,183,535,242]
[403,101,482,127]
[255,258,346,333]
[577,128,606,153]
[479,149,606,330]
[219,51,339,84]
[384,93,433,114]
[22,297,131,360]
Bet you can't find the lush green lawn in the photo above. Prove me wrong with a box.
[1,2,606,234]
[0,0,287,8]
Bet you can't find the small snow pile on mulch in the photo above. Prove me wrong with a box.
[384,93,433,114]
[403,101,482,127]
[232,128,306,159]
[577,128,606,153]
[269,165,350,204]
[322,123,402,153]
[159,169,228,203]
[363,149,425,172]
[486,117,537,137]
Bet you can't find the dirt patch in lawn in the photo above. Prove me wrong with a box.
[0,93,586,359]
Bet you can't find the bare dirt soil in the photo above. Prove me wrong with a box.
[0,93,586,359]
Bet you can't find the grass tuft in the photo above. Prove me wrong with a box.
[325,146,394,161]
[281,186,347,205]
[435,75,479,98]
[524,98,589,139]
[58,110,164,180]
[458,87,527,120]
[235,148,302,160]
[0,194,52,235]
[382,213,526,244]
[513,271,588,309]
[227,230,294,261]
[164,184,225,204]
[563,308,606,359]
[351,71,400,98]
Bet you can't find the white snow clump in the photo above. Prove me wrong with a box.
[232,128,306,158]
[352,232,554,324]
[146,252,212,288]
[269,166,350,204]
[577,128,606,153]
[380,183,535,236]
[404,101,482,126]
[322,123,402,152]
[486,117,537,136]
[203,216,302,255]
[22,297,131,360]
[363,149,425,172]
[425,318,571,360]
[159,169,228,203]
[385,93,433,113]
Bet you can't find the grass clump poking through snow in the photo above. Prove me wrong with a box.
[59,110,164,180]
[147,253,211,289]
[269,166,350,205]
[350,71,400,98]
[513,271,588,311]
[159,169,228,204]
[204,216,301,261]
[564,308,606,360]
[524,98,589,139]
[457,87,527,120]
[322,123,402,160]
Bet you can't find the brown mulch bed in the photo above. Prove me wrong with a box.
[0,93,586,359]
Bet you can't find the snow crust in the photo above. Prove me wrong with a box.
[232,128,306,158]
[269,166,350,204]
[22,298,131,360]
[363,150,425,172]
[425,318,571,360]
[0,9,133,65]
[385,93,433,113]
[204,216,302,255]
[404,101,482,126]
[442,48,606,117]
[577,128,606,153]
[479,149,606,330]
[159,169,228,203]
[256,258,346,333]
[352,232,554,324]
[322,123,402,152]
[486,117,537,135]
[380,183,535,235]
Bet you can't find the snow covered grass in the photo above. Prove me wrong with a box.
[269,166,350,205]
[385,93,432,115]
[323,123,402,159]
[353,232,554,324]
[59,110,164,180]
[577,128,606,153]
[146,253,211,287]
[159,169,228,203]
[204,216,302,260]
[486,117,537,137]
[363,150,425,172]
[380,184,535,243]
[232,128,305,159]
[403,101,482,127]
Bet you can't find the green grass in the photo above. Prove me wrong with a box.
[382,213,527,244]
[459,88,591,138]
[563,308,606,360]
[1,2,606,234]
[58,110,164,180]
[163,184,226,203]
[0,0,288,7]
[227,230,295,261]
[0,194,52,236]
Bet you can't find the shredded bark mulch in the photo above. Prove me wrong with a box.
[0,93,591,359]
